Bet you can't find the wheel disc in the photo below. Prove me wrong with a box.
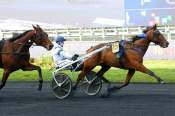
[82,71,102,96]
[51,73,72,99]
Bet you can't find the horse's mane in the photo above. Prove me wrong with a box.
[131,27,151,42]
[131,35,141,42]
[8,30,32,42]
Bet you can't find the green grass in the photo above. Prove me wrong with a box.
[1,60,175,83]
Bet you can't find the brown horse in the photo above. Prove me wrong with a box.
[73,24,169,96]
[0,25,53,91]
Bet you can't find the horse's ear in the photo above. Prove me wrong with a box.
[37,25,41,29]
[32,25,37,30]
[32,25,37,34]
[143,26,152,33]
[36,24,43,31]
[153,24,157,30]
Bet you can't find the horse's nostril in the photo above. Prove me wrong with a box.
[49,45,53,49]
[166,42,169,47]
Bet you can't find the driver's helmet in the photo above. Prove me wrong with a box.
[55,35,66,43]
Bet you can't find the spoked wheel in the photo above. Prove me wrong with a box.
[82,71,102,96]
[51,73,72,99]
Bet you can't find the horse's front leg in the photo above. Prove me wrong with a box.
[109,69,135,90]
[72,71,86,91]
[133,62,164,84]
[0,69,12,90]
[96,65,111,89]
[72,66,95,91]
[21,63,43,91]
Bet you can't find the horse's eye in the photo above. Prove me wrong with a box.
[36,34,42,39]
[153,30,160,36]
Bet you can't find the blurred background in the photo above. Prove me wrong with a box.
[0,0,175,26]
[0,0,175,59]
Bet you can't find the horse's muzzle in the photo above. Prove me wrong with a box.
[47,44,54,50]
[162,42,169,48]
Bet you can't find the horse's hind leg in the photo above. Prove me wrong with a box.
[0,69,11,90]
[72,71,86,90]
[96,65,111,88]
[108,69,135,91]
[103,69,135,98]
[72,66,95,90]
[21,63,43,91]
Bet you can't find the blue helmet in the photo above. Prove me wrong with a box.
[55,36,66,43]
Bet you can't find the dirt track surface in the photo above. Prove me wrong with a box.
[0,82,175,116]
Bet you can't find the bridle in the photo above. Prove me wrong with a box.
[152,29,161,45]
[133,29,161,46]
[128,30,160,56]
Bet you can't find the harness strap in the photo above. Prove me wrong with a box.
[117,40,126,68]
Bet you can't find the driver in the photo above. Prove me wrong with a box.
[52,35,79,69]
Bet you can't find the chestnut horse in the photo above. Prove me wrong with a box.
[73,24,169,97]
[0,25,53,91]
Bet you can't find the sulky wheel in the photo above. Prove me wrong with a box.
[51,73,72,99]
[82,71,102,96]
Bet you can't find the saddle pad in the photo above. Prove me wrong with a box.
[111,42,119,53]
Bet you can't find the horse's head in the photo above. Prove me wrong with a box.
[32,25,53,50]
[145,24,169,48]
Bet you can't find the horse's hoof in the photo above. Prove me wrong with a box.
[0,84,4,90]
[38,87,42,91]
[108,86,120,92]
[38,84,42,91]
[159,80,165,84]
[101,88,111,98]
[71,86,77,91]
[69,89,76,97]
[158,79,165,84]
[101,92,111,98]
